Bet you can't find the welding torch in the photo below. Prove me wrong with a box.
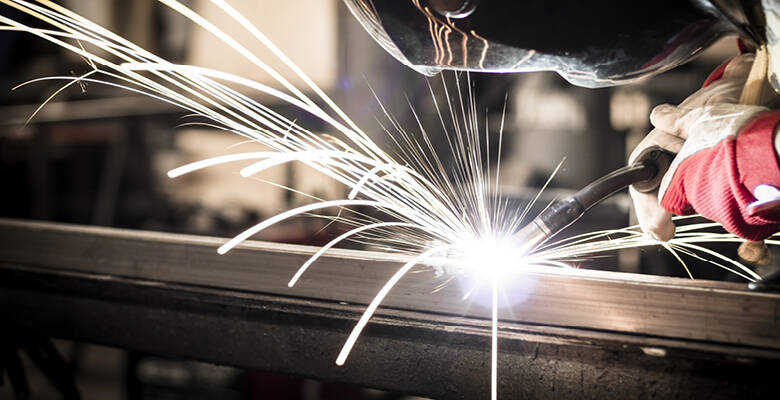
[514,146,674,254]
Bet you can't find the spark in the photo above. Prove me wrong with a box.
[2,2,777,399]
[336,245,456,366]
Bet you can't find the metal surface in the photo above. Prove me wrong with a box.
[1,218,780,349]
[2,219,780,398]
[3,263,779,399]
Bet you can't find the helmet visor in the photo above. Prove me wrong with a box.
[344,0,734,87]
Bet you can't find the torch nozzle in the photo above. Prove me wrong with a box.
[513,146,674,254]
[514,220,549,256]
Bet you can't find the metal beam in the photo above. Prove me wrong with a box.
[1,219,780,398]
[0,218,778,349]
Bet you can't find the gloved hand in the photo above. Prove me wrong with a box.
[629,53,780,241]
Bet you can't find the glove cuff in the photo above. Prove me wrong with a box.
[660,110,780,240]
[737,111,780,194]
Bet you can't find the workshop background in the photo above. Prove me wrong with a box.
[0,0,767,399]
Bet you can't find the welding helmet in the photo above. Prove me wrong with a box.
[344,0,778,90]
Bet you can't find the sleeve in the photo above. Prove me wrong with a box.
[659,111,780,241]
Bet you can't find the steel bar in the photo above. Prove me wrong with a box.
[2,219,780,398]
[2,261,778,399]
[0,218,779,349]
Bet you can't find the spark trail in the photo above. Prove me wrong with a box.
[1,1,776,399]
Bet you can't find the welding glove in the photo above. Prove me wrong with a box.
[629,53,780,241]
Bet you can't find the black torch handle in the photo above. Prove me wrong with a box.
[533,146,675,239]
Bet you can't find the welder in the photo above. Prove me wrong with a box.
[344,0,780,261]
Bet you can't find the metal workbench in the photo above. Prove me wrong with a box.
[1,218,779,399]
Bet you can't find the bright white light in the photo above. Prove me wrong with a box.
[458,238,527,281]
[439,237,540,309]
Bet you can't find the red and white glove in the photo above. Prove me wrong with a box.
[629,53,780,241]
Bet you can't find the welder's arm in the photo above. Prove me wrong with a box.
[629,53,780,241]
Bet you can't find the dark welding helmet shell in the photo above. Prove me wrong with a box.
[344,0,743,87]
